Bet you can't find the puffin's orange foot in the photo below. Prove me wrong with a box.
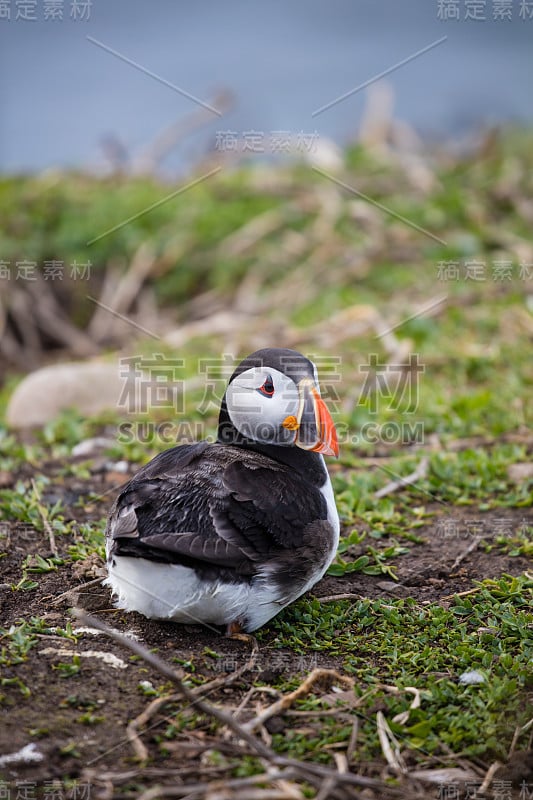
[226,620,243,636]
[225,620,254,643]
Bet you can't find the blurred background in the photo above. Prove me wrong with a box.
[2,0,533,174]
[0,0,532,443]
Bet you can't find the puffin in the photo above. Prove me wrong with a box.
[105,347,340,633]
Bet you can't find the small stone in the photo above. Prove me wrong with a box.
[72,437,116,457]
[106,460,129,473]
[458,670,485,685]
[507,462,533,483]
[0,472,13,488]
[376,580,410,597]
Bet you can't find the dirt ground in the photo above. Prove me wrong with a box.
[0,456,532,797]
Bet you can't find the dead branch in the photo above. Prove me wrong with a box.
[72,607,275,758]
[133,89,234,174]
[26,278,97,356]
[89,243,157,344]
[479,761,502,795]
[136,769,300,800]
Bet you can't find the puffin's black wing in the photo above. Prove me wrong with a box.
[106,442,328,578]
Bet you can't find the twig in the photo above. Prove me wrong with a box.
[346,718,359,764]
[72,609,408,796]
[242,669,354,734]
[449,535,483,573]
[440,587,481,601]
[315,776,338,800]
[90,242,157,343]
[31,479,58,557]
[315,593,364,603]
[333,753,348,774]
[27,278,97,356]
[137,769,299,800]
[374,457,429,499]
[49,577,104,606]
[127,693,181,762]
[507,715,533,759]
[479,761,501,794]
[218,207,288,258]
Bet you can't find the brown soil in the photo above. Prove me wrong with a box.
[0,457,531,798]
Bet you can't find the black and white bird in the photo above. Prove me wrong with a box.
[105,348,339,633]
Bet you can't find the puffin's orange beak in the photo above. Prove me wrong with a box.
[308,388,339,457]
[283,378,339,458]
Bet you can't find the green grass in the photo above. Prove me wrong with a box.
[256,574,533,762]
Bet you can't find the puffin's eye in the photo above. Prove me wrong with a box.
[257,374,275,397]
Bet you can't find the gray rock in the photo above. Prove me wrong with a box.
[5,361,136,428]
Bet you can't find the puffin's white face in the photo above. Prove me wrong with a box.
[225,364,338,456]
[225,366,299,446]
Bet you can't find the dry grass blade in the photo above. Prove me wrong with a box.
[376,711,407,774]
[346,718,359,765]
[31,478,58,557]
[218,207,289,258]
[380,685,422,726]
[507,715,533,759]
[374,457,429,499]
[49,576,104,606]
[449,534,484,573]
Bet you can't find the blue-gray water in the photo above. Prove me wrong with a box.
[1,0,532,174]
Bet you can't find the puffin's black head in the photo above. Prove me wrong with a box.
[217,348,338,457]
